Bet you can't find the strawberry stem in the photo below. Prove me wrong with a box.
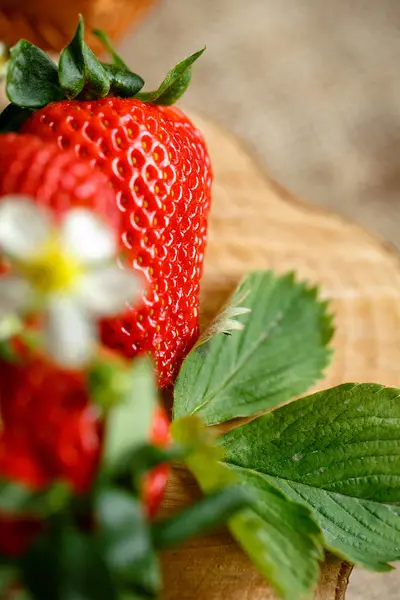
[0,16,205,132]
[135,47,205,106]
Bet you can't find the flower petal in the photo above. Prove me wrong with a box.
[0,275,32,316]
[77,266,142,316]
[60,209,116,265]
[44,297,96,368]
[0,196,52,259]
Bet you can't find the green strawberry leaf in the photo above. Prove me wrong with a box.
[152,485,252,549]
[103,65,144,98]
[111,443,184,481]
[101,357,157,472]
[7,41,63,108]
[20,523,116,600]
[135,48,205,105]
[0,479,32,513]
[58,17,86,97]
[268,477,400,572]
[92,29,129,71]
[0,479,71,517]
[171,416,235,492]
[228,469,323,600]
[172,417,323,600]
[4,17,201,108]
[88,356,134,409]
[59,15,110,99]
[174,271,333,425]
[221,383,400,570]
[96,488,160,596]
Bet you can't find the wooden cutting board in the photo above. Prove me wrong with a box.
[160,113,400,599]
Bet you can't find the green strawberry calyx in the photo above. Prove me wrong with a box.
[0,15,204,132]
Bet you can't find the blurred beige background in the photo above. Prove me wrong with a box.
[119,0,400,252]
[118,1,400,598]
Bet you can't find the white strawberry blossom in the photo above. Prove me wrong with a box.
[0,196,141,368]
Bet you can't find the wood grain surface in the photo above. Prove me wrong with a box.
[160,113,400,599]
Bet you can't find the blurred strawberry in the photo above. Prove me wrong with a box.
[0,17,212,387]
[0,350,170,556]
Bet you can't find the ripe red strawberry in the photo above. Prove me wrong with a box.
[0,132,117,228]
[22,98,212,387]
[0,350,170,556]
[0,17,212,387]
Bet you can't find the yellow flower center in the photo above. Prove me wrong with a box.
[18,237,82,294]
